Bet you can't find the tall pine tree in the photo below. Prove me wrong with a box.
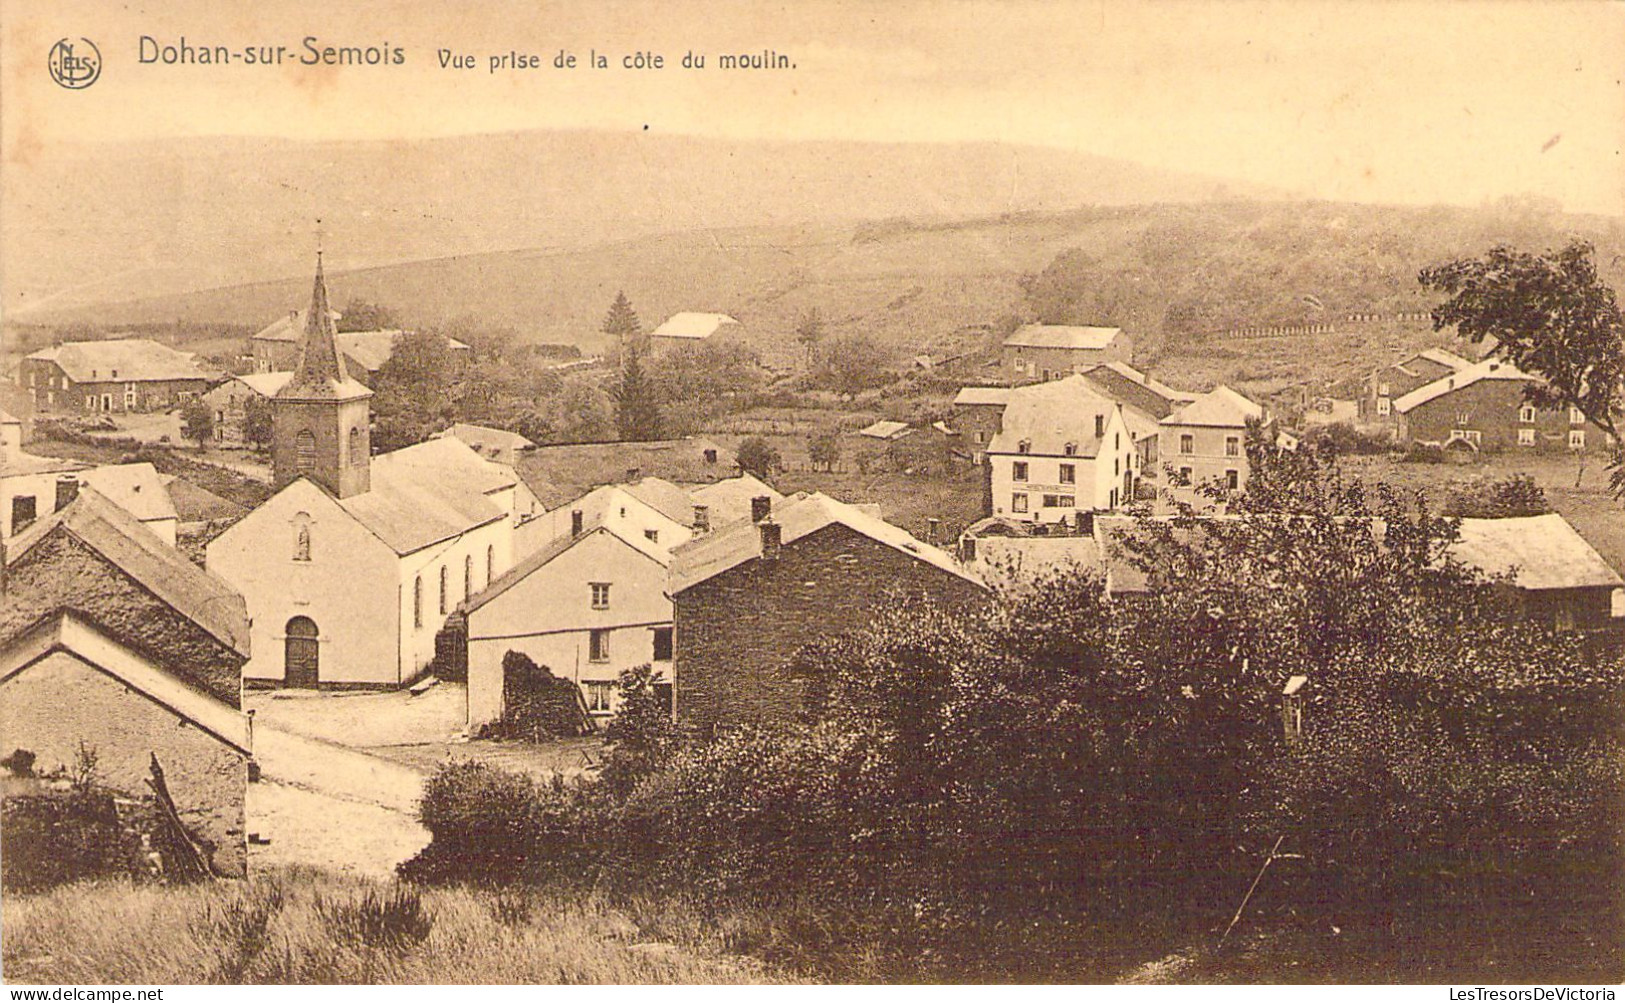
[602,290,643,360]
[613,348,664,442]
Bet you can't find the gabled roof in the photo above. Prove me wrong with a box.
[233,372,294,398]
[25,339,209,384]
[160,475,247,523]
[436,423,535,460]
[0,612,250,754]
[1080,362,1197,420]
[687,474,784,527]
[337,438,514,555]
[6,488,250,658]
[1163,385,1264,428]
[276,257,373,403]
[0,448,87,478]
[986,376,1123,457]
[462,523,669,616]
[1003,325,1124,351]
[77,463,176,524]
[651,312,741,340]
[622,477,702,526]
[1392,358,1534,414]
[253,308,341,343]
[858,420,912,440]
[517,437,735,508]
[1411,348,1474,372]
[334,330,470,373]
[953,387,1014,408]
[1450,514,1623,591]
[669,491,981,595]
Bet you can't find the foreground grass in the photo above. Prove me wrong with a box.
[1,868,802,985]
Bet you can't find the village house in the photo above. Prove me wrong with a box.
[18,338,212,414]
[2,412,178,545]
[950,387,1012,465]
[251,309,470,383]
[435,422,536,467]
[463,522,674,730]
[201,372,290,447]
[0,488,252,877]
[1002,324,1132,383]
[1360,347,1473,426]
[984,376,1140,524]
[515,436,736,511]
[648,312,743,355]
[1160,385,1266,494]
[1392,357,1614,455]
[1450,513,1625,632]
[669,492,986,732]
[207,257,519,688]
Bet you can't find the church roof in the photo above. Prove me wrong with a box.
[336,438,514,555]
[275,256,372,403]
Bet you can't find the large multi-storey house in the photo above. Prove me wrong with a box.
[1360,347,1474,427]
[984,376,1140,524]
[1393,357,1614,454]
[1160,386,1266,495]
[19,339,212,413]
[1002,325,1132,383]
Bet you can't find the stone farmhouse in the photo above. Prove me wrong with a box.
[1002,324,1132,383]
[984,376,1140,525]
[669,492,986,732]
[207,257,523,688]
[0,488,253,877]
[1393,357,1614,455]
[1360,347,1474,426]
[19,339,212,414]
[202,372,290,447]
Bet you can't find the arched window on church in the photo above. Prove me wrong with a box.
[439,565,448,615]
[292,512,312,562]
[486,545,495,586]
[348,425,365,466]
[464,555,473,602]
[413,575,423,629]
[295,430,317,474]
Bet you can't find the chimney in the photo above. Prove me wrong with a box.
[570,509,584,537]
[54,476,79,512]
[692,504,710,534]
[626,466,641,482]
[960,536,977,563]
[926,517,941,545]
[1094,414,1105,438]
[750,495,772,524]
[759,520,782,561]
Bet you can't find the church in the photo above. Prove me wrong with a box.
[207,257,522,688]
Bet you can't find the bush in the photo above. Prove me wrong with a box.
[1400,441,1446,464]
[480,652,593,742]
[1442,473,1552,518]
[401,761,591,885]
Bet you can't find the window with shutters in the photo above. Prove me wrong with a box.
[295,430,317,473]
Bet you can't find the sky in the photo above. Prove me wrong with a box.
[1,0,1622,214]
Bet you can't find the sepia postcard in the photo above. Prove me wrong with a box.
[1,0,1623,990]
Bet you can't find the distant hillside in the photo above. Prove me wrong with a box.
[1,129,1286,319]
[16,197,1622,377]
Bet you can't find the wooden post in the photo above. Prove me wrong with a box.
[146,753,213,881]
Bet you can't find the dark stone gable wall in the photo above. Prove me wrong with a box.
[1,533,244,707]
[673,522,986,732]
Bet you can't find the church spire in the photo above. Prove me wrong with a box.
[279,252,356,399]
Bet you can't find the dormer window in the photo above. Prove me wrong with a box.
[1017,439,1030,454]
[1063,442,1077,457]
[111,370,118,379]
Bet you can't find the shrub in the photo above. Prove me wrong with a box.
[401,761,590,885]
[318,884,434,952]
[1442,473,1552,518]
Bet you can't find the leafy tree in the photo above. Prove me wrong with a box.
[600,664,678,794]
[336,298,400,332]
[371,330,455,451]
[611,350,663,442]
[242,395,273,452]
[179,399,213,449]
[736,436,781,479]
[602,291,643,360]
[794,307,825,367]
[652,342,763,433]
[545,376,615,444]
[1420,240,1624,497]
[808,432,841,472]
[813,335,895,397]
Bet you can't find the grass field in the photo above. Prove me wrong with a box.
[1,870,801,985]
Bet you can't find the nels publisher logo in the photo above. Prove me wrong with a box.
[48,37,102,89]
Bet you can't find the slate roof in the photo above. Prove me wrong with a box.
[160,476,247,523]
[335,330,471,373]
[1450,514,1623,591]
[1004,325,1125,351]
[688,474,784,527]
[953,387,1013,408]
[77,463,176,524]
[276,259,373,403]
[1163,385,1264,428]
[253,308,342,343]
[651,312,741,340]
[986,376,1123,457]
[6,488,250,657]
[234,372,294,397]
[517,438,735,509]
[858,420,912,440]
[436,423,535,462]
[1392,358,1533,414]
[0,448,87,478]
[1409,348,1474,373]
[669,491,982,595]
[1080,362,1197,420]
[25,339,209,384]
[337,438,514,555]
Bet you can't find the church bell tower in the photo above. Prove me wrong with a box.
[271,254,374,498]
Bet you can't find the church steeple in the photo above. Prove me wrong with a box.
[272,253,374,498]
